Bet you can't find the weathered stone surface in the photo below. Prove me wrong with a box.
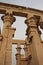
[0,2,43,65]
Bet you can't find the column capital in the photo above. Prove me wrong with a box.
[1,13,16,23]
[25,15,40,36]
[1,13,16,27]
[25,15,40,28]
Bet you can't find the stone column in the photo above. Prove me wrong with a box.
[25,15,43,65]
[23,38,32,65]
[39,17,43,29]
[0,28,3,50]
[1,13,16,50]
[1,13,16,65]
[0,28,3,65]
[23,42,29,58]
[16,43,21,65]
[24,37,31,57]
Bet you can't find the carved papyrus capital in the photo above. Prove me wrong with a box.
[25,15,40,28]
[1,13,16,27]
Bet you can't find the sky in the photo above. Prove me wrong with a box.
[0,0,43,65]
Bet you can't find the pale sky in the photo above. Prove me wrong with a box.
[0,0,43,65]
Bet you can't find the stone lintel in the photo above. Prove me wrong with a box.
[12,39,26,44]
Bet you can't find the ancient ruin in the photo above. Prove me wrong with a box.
[0,2,43,65]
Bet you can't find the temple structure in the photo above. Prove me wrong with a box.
[0,2,43,65]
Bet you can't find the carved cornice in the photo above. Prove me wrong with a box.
[0,2,43,17]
